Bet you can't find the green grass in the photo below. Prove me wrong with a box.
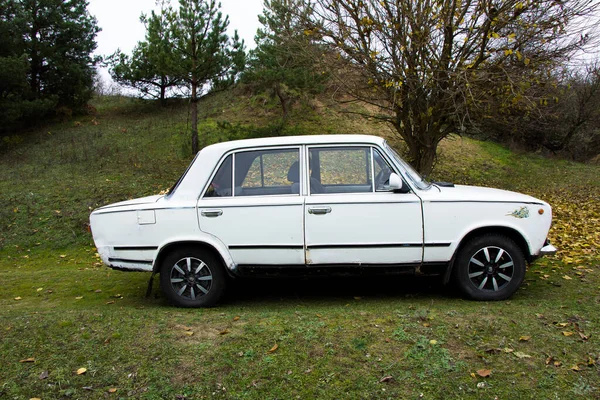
[1,93,599,399]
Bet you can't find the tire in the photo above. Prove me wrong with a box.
[453,235,526,301]
[159,247,226,307]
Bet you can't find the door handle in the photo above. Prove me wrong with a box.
[308,206,331,215]
[201,209,223,217]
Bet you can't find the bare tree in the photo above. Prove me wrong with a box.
[300,0,599,174]
[477,60,600,158]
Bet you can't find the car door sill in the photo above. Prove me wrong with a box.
[234,262,448,278]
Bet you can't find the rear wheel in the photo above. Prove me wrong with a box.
[159,247,226,307]
[453,235,526,301]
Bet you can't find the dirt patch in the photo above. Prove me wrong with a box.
[170,321,247,342]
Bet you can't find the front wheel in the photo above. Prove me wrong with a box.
[159,247,226,307]
[453,235,526,301]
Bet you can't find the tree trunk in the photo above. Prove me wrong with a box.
[191,78,198,154]
[410,144,437,177]
[160,76,167,107]
[190,30,199,155]
[393,122,438,176]
[275,84,289,124]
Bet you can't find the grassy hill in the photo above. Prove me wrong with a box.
[0,92,599,399]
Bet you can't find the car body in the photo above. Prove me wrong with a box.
[90,134,556,306]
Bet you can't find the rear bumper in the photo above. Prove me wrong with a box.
[539,243,557,256]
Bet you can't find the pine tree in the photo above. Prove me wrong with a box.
[170,0,245,153]
[106,2,183,106]
[244,0,326,123]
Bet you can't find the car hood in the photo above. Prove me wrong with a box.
[431,184,544,204]
[94,195,164,212]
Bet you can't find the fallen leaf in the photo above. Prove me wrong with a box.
[484,348,502,354]
[545,356,554,365]
[571,364,581,371]
[233,316,240,321]
[578,332,589,340]
[94,289,102,293]
[76,367,87,375]
[379,375,393,383]
[429,340,438,345]
[588,357,596,366]
[423,322,431,327]
[519,335,531,341]
[75,296,83,300]
[268,344,279,353]
[14,297,22,301]
[316,314,322,318]
[353,296,361,300]
[105,301,115,305]
[219,329,230,335]
[562,331,574,337]
[184,331,194,336]
[30,398,42,400]
[108,388,117,393]
[503,347,514,353]
[36,288,43,292]
[476,369,492,377]
[513,351,531,359]
[39,370,49,380]
[556,322,569,327]
[470,372,476,378]
[60,254,66,258]
[562,275,572,280]
[554,361,562,367]
[19,357,35,363]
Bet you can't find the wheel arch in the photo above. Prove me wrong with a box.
[443,225,531,285]
[153,240,235,277]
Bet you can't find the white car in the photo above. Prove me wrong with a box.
[90,135,556,307]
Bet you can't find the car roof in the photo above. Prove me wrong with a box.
[200,134,387,156]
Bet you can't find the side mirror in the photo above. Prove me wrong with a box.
[388,173,410,193]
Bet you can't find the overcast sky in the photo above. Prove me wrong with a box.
[87,0,264,86]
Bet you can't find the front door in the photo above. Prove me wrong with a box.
[304,145,423,265]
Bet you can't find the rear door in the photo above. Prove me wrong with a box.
[304,145,423,265]
[198,147,305,266]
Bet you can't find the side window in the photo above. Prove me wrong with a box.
[204,155,232,197]
[309,147,372,194]
[234,149,299,196]
[373,148,394,191]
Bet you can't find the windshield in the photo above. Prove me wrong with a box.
[383,142,431,190]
